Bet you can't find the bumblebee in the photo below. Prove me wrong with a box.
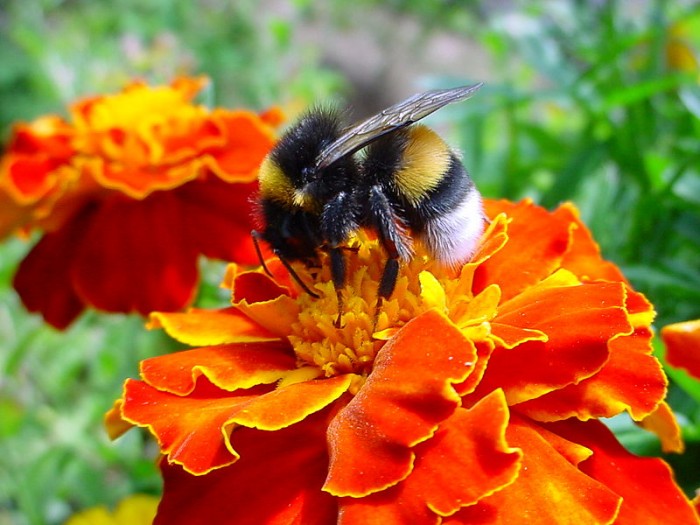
[253,84,485,323]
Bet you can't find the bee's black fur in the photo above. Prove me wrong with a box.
[255,86,483,323]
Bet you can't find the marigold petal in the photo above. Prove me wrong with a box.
[637,401,685,454]
[477,199,571,301]
[13,214,87,329]
[412,389,522,515]
[2,155,61,204]
[236,296,301,338]
[231,270,291,304]
[205,109,277,182]
[476,281,631,405]
[516,324,666,422]
[549,419,700,525]
[336,391,521,525]
[120,378,273,474]
[419,271,447,311]
[447,417,622,525]
[554,203,627,282]
[229,375,353,430]
[324,310,477,497]
[489,323,548,349]
[139,342,295,394]
[72,192,199,315]
[454,340,496,397]
[178,179,263,265]
[148,307,281,346]
[104,399,133,440]
[156,411,336,525]
[468,213,509,267]
[662,319,700,380]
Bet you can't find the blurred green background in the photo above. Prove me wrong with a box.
[1,0,699,523]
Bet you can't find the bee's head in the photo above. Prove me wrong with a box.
[259,107,357,212]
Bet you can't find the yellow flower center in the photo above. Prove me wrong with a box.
[285,231,484,386]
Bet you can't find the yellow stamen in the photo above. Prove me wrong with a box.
[284,230,493,383]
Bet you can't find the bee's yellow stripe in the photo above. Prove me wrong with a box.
[258,156,295,206]
[393,125,451,205]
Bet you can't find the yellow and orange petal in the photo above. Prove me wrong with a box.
[662,319,700,380]
[109,199,695,524]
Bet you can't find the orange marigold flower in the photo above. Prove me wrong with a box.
[662,319,700,380]
[106,199,699,524]
[0,77,281,328]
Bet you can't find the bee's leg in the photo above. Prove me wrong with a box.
[366,186,412,326]
[321,191,358,328]
[251,230,273,277]
[328,246,346,327]
[374,245,400,328]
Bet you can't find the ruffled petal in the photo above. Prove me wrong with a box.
[549,419,699,525]
[138,343,296,394]
[447,416,622,525]
[148,307,282,346]
[120,378,274,473]
[178,178,263,265]
[205,109,277,182]
[72,192,199,315]
[230,268,291,303]
[156,411,336,525]
[554,203,627,283]
[637,401,685,454]
[337,390,522,525]
[515,287,666,422]
[477,199,571,301]
[324,310,477,497]
[228,375,353,430]
[12,209,88,328]
[662,319,700,380]
[475,281,631,405]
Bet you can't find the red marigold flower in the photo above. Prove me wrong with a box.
[662,319,700,380]
[106,199,699,524]
[0,77,281,328]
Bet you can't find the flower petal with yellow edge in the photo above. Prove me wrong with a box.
[139,342,296,395]
[475,281,631,406]
[447,416,622,525]
[156,410,336,525]
[324,310,477,498]
[148,307,281,347]
[550,419,700,525]
[638,401,685,454]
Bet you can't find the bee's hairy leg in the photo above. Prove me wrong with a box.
[329,246,346,328]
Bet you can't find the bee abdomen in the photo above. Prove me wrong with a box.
[418,186,484,267]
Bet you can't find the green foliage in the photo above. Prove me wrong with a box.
[1,0,699,522]
[450,1,700,329]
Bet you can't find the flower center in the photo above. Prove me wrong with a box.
[287,231,458,382]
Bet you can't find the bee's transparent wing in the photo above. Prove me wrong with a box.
[315,83,483,171]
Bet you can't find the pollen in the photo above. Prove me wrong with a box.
[286,231,460,389]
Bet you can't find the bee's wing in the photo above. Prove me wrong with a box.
[315,83,483,171]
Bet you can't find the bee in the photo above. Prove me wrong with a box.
[252,84,485,324]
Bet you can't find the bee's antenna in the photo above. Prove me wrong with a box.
[252,230,320,298]
[251,230,274,277]
[277,256,321,299]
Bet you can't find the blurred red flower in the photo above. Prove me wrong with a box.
[0,77,282,328]
[107,199,699,524]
